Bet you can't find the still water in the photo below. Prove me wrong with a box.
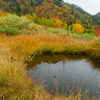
[27,54,100,97]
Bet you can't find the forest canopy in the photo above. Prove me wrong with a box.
[0,0,100,30]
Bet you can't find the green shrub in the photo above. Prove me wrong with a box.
[35,18,56,27]
[85,28,95,33]
[47,27,65,34]
[0,14,32,35]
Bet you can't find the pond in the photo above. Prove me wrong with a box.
[27,54,100,98]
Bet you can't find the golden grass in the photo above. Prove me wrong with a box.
[0,34,99,99]
[6,34,96,54]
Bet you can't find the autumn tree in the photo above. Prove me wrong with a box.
[0,10,7,17]
[73,23,84,33]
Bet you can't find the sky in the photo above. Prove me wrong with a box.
[63,0,100,15]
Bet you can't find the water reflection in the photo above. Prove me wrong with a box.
[27,54,100,97]
[26,54,100,70]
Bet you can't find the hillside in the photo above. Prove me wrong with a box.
[95,12,100,18]
[0,0,100,28]
[91,12,100,26]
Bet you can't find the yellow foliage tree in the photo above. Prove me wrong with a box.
[0,10,7,17]
[63,22,68,29]
[32,12,37,20]
[25,12,37,20]
[54,18,63,27]
[25,14,33,20]
[72,23,84,33]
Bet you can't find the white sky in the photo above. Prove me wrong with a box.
[63,0,100,15]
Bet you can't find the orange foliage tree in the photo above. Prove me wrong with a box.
[0,10,7,17]
[72,23,84,33]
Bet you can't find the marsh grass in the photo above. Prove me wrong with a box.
[70,32,99,40]
[34,77,97,100]
[0,53,34,99]
[0,31,100,99]
[9,34,96,56]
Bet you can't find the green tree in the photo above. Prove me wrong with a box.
[31,0,37,6]
[0,0,4,8]
[54,0,63,6]
[16,4,22,17]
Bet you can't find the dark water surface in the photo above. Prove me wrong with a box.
[27,54,100,97]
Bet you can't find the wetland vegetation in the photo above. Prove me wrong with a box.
[0,14,100,100]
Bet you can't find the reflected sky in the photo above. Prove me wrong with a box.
[27,54,100,97]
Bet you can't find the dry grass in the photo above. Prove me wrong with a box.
[6,34,96,55]
[0,33,99,99]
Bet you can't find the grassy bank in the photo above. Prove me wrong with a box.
[0,33,100,99]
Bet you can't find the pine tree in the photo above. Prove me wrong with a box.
[16,4,22,17]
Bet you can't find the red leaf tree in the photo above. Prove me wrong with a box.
[95,29,100,35]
